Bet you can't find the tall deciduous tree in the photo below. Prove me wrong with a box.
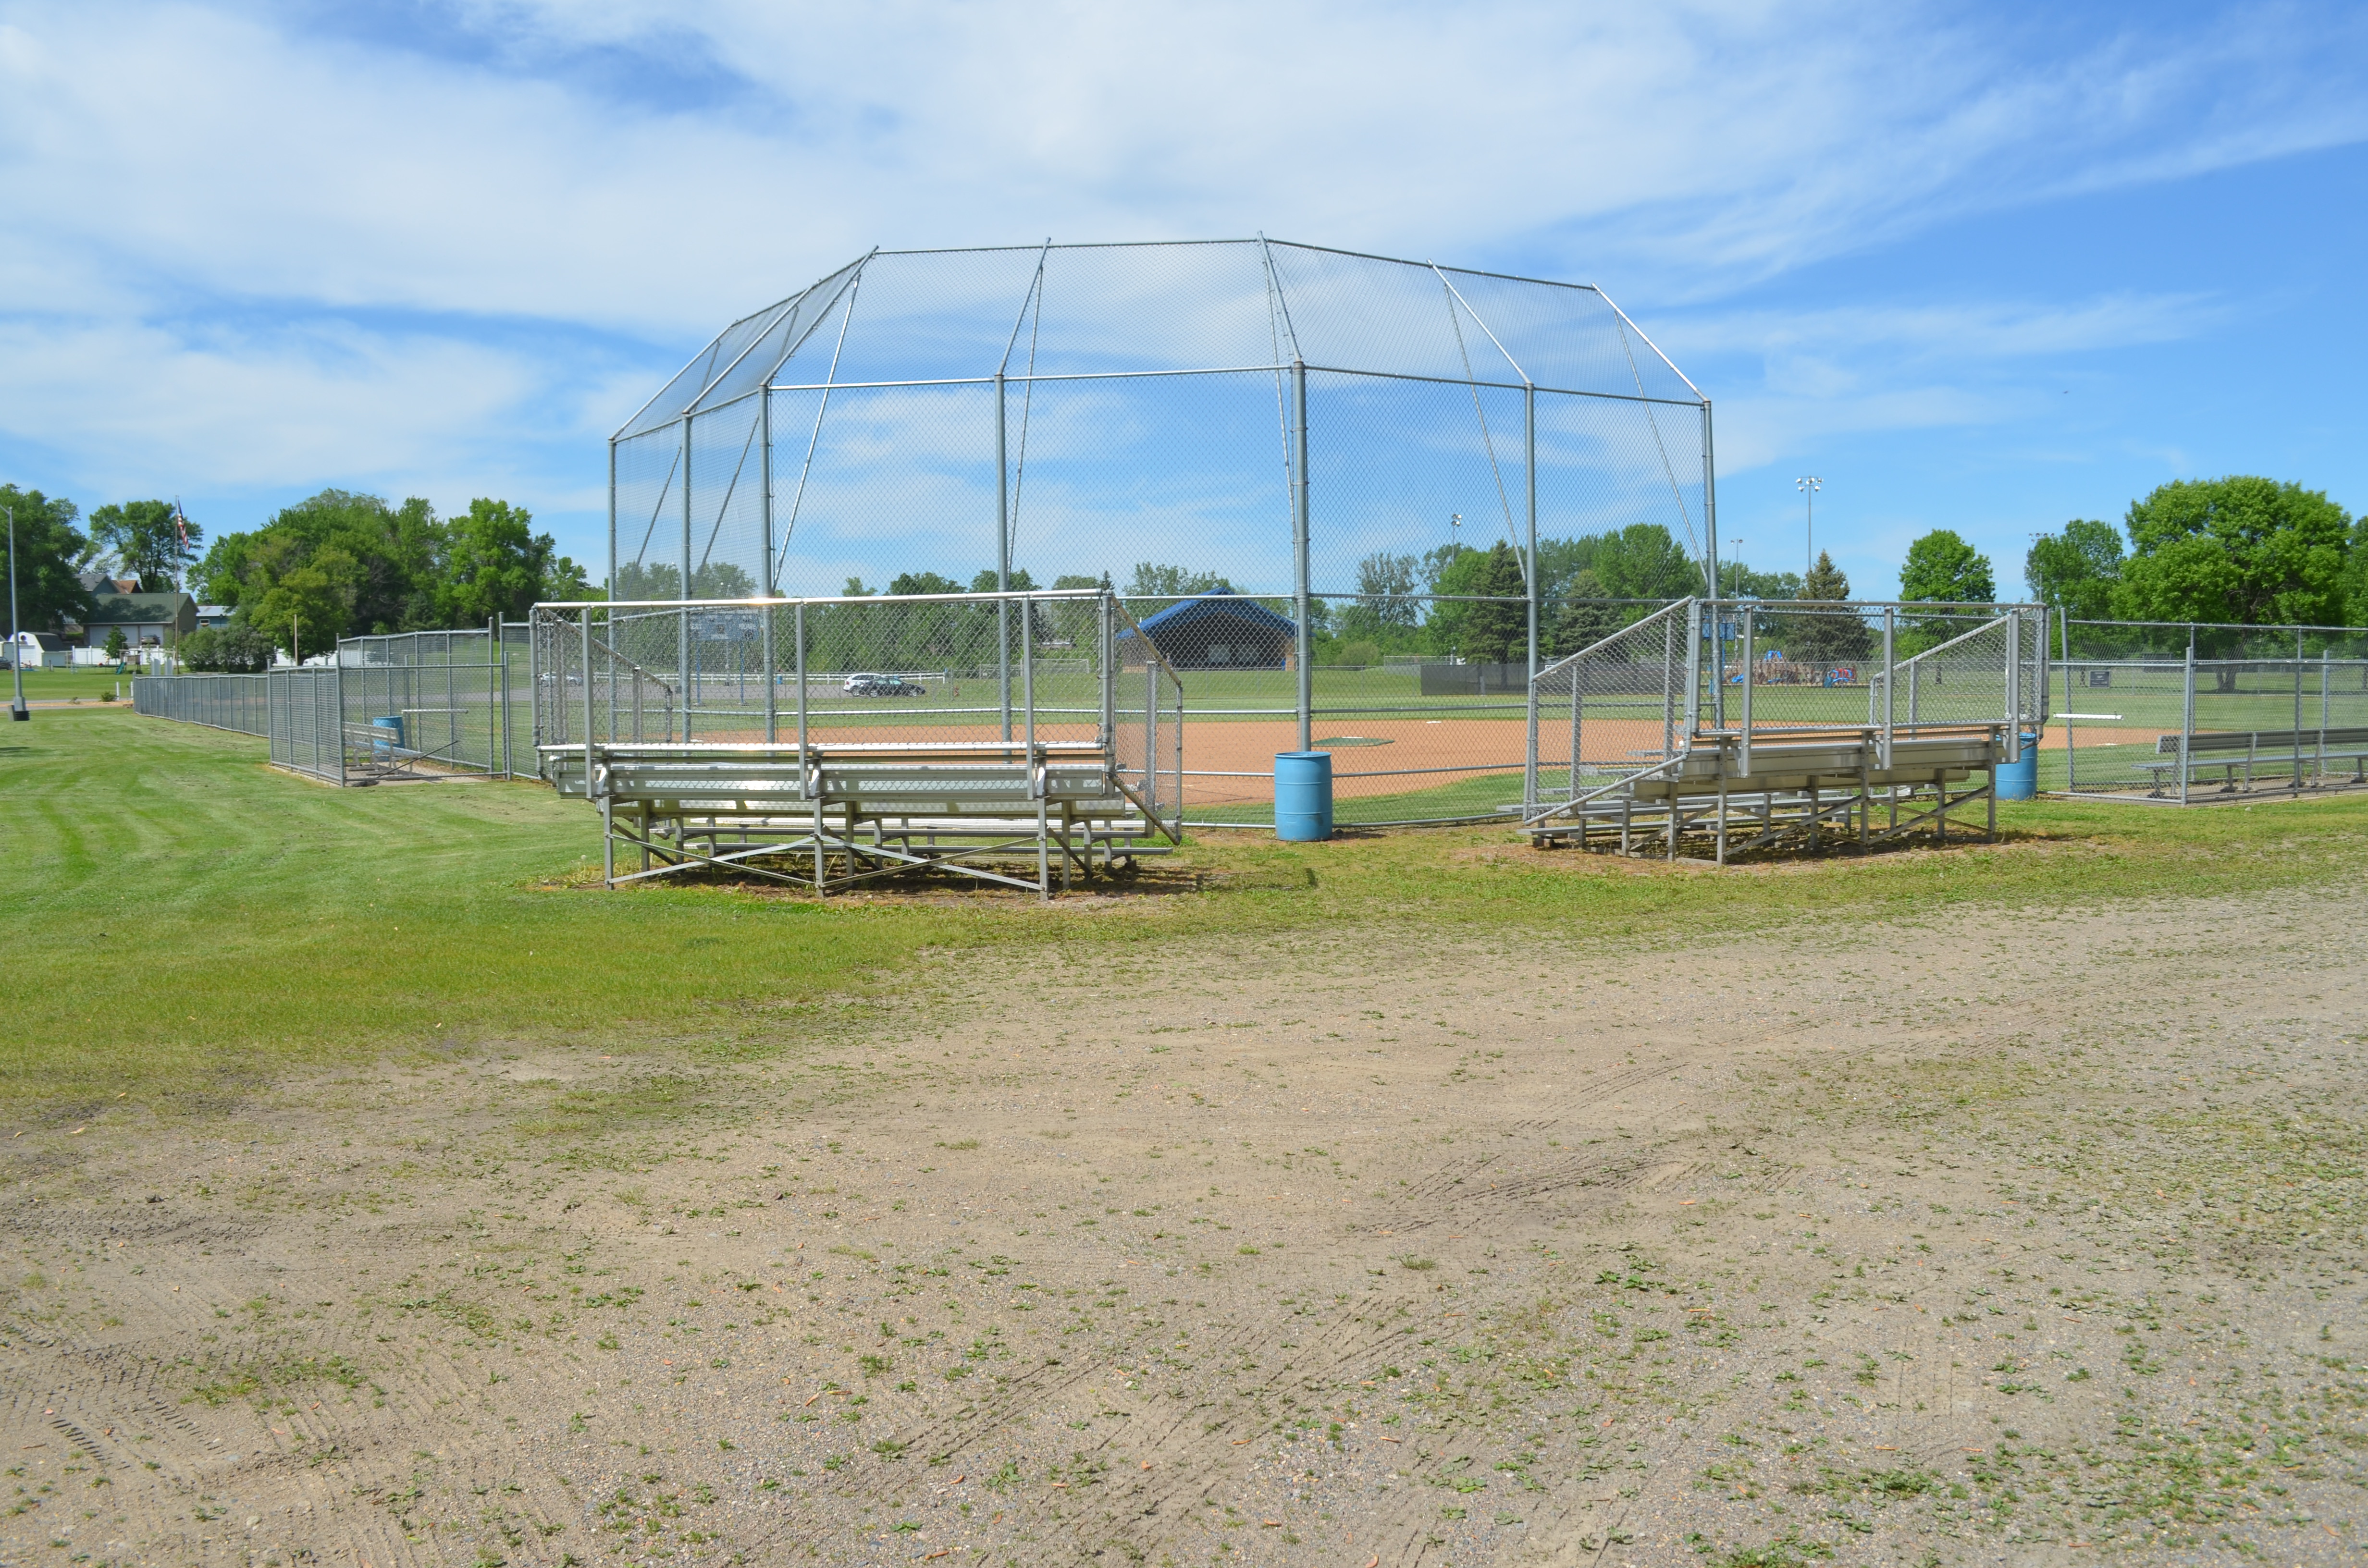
[0,485,97,634]
[1591,523,1700,601]
[88,499,201,592]
[437,499,586,624]
[2118,477,2350,629]
[198,490,442,636]
[2024,519,2123,621]
[1898,529,1996,603]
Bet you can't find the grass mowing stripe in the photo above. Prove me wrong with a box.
[4,710,2365,1109]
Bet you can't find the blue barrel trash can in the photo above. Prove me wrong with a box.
[1274,751,1334,841]
[371,714,406,757]
[1994,731,2039,800]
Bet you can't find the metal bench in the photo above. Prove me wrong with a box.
[544,739,1172,897]
[2135,727,2368,796]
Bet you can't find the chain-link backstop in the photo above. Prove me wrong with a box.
[611,240,1716,826]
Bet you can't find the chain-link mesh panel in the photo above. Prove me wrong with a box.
[2049,618,2368,797]
[1527,600,1691,812]
[131,673,271,735]
[534,591,1127,760]
[267,668,343,782]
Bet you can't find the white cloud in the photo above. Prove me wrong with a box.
[0,0,2361,551]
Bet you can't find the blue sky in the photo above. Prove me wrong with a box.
[1,0,2363,600]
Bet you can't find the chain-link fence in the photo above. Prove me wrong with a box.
[131,673,271,735]
[2048,617,2368,800]
[133,624,530,786]
[610,240,1717,826]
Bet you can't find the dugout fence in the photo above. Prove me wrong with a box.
[132,623,531,785]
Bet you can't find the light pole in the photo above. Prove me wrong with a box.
[1449,512,1463,557]
[7,505,26,722]
[1795,477,1822,574]
[1727,538,1743,597]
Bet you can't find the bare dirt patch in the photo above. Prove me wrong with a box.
[5,887,2364,1566]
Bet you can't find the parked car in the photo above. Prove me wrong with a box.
[841,672,926,697]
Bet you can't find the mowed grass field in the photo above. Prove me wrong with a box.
[6,705,2368,1107]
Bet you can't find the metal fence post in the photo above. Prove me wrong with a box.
[680,414,694,743]
[1739,606,1755,777]
[1523,382,1539,809]
[1684,599,1703,740]
[759,605,776,746]
[2320,649,2331,785]
[2180,637,2195,807]
[2294,630,2305,793]
[1879,606,1894,768]
[1291,358,1312,755]
[1099,593,1114,749]
[2004,609,2021,764]
[2061,608,2075,794]
[794,602,808,761]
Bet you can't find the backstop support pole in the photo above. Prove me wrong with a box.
[760,387,774,595]
[679,415,694,743]
[1292,358,1312,755]
[997,370,1012,744]
[1524,383,1539,810]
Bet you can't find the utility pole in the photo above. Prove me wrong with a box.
[7,505,26,722]
[1795,477,1822,575]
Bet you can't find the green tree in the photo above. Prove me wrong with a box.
[1460,542,1530,664]
[0,485,97,634]
[1716,561,1800,599]
[611,560,683,600]
[1126,563,1231,598]
[103,626,128,661]
[180,622,275,673]
[198,490,442,635]
[1548,567,1625,655]
[1898,530,1996,603]
[250,546,365,658]
[1351,551,1419,633]
[968,567,1040,593]
[1782,550,1871,665]
[688,561,756,598]
[2118,477,2351,629]
[2024,519,2123,621]
[891,571,966,596]
[88,499,202,592]
[1591,523,1701,601]
[2346,514,2368,627]
[436,499,586,623]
